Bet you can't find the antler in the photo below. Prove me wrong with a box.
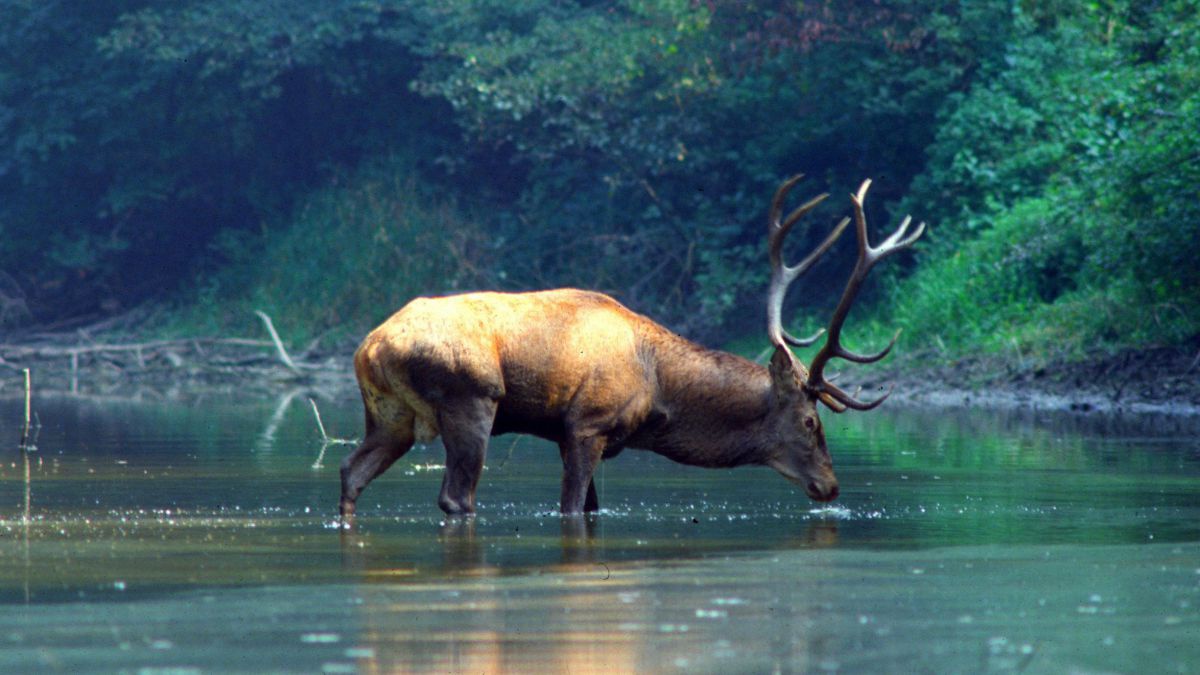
[766,174,851,351]
[805,179,925,411]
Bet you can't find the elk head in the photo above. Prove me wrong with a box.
[762,175,925,501]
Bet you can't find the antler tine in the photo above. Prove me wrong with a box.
[782,327,825,348]
[851,181,927,266]
[805,179,924,407]
[836,329,900,364]
[822,380,893,411]
[768,174,807,230]
[766,176,849,351]
[769,194,833,276]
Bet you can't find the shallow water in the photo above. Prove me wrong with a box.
[1,391,1198,673]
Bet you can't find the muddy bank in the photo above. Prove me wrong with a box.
[860,338,1200,417]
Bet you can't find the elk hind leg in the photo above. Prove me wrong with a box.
[340,423,415,519]
[584,478,599,513]
[436,396,498,515]
[559,444,600,513]
[560,435,605,515]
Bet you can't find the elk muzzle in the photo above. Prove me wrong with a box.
[769,455,840,502]
[804,474,840,502]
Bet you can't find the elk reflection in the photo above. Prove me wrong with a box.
[339,513,842,672]
[798,519,840,548]
[559,514,601,565]
[437,516,498,575]
[432,514,608,570]
[341,512,840,578]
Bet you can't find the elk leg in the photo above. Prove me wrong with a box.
[340,428,414,518]
[559,445,600,513]
[560,435,605,515]
[584,478,599,513]
[436,396,498,515]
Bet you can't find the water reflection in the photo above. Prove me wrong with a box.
[340,523,870,674]
[0,391,1198,671]
[351,576,650,673]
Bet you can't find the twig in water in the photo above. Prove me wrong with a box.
[20,369,33,528]
[19,368,32,451]
[309,398,357,469]
[310,397,333,442]
[254,310,303,375]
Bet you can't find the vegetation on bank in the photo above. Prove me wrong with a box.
[170,156,485,346]
[2,1,1196,368]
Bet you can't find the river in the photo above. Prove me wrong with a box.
[1,391,1197,672]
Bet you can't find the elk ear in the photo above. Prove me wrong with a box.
[769,346,804,399]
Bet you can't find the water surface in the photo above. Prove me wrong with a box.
[1,391,1198,672]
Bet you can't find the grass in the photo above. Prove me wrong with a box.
[162,157,486,350]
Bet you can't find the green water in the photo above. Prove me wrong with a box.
[1,391,1198,673]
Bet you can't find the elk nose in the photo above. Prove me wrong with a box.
[808,480,839,502]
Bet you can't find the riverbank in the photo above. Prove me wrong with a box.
[863,338,1200,417]
[2,327,1198,417]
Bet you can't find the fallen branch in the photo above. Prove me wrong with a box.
[254,310,303,376]
[0,337,273,359]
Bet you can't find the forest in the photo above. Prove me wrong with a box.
[2,0,1197,369]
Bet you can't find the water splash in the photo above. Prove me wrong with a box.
[808,505,854,519]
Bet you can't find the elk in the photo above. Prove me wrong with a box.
[339,176,923,519]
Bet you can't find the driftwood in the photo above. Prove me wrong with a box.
[254,310,303,375]
[0,337,274,359]
[0,336,276,389]
[0,311,334,390]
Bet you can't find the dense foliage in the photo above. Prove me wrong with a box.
[2,1,1195,362]
[893,0,1200,360]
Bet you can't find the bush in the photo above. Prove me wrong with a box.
[173,157,486,347]
[887,2,1200,363]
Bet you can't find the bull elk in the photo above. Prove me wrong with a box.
[339,176,923,518]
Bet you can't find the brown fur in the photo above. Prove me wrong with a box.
[339,288,837,518]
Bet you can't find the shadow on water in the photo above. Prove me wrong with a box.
[0,388,1198,671]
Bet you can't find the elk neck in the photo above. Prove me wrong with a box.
[632,323,776,468]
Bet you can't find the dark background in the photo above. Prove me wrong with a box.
[1,1,1196,362]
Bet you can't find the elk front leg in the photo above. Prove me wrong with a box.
[560,435,605,515]
[436,396,498,515]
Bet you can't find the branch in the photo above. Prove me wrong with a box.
[254,310,302,375]
[309,397,357,469]
[19,369,32,451]
[0,338,273,358]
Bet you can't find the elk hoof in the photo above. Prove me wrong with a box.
[438,494,474,516]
